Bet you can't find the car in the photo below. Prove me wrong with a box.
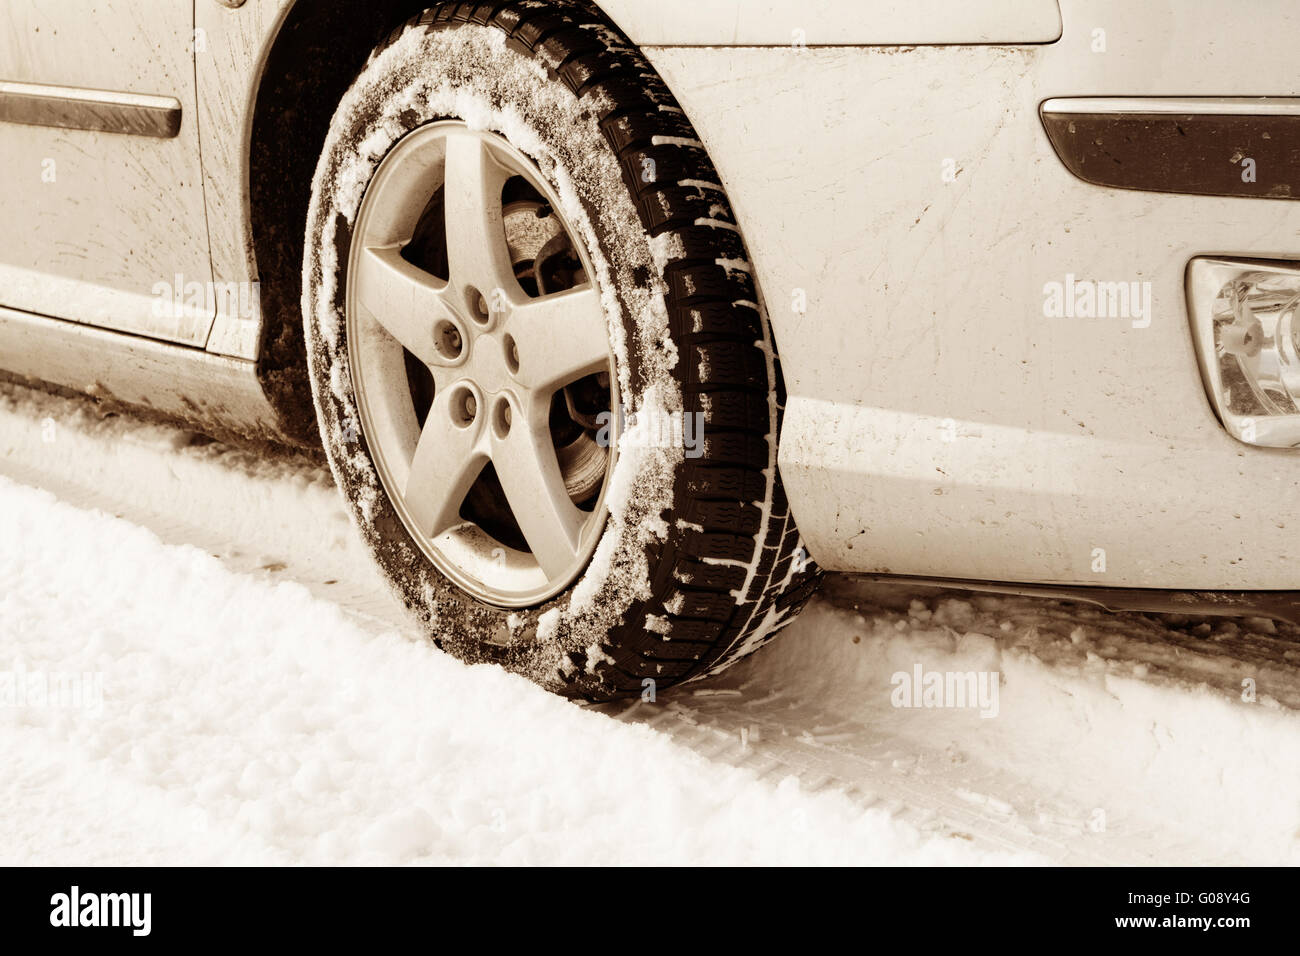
[3,0,1299,700]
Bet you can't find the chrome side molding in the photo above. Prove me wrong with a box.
[1040,96,1300,200]
[0,80,181,138]
[1042,96,1300,116]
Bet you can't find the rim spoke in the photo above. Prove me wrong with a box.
[404,392,487,539]
[353,244,450,366]
[350,123,615,599]
[507,285,610,393]
[443,132,519,304]
[492,403,587,578]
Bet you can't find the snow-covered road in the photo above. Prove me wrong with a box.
[3,382,1299,865]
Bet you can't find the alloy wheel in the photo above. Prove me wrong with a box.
[346,122,616,608]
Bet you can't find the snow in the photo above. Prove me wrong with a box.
[6,381,1300,864]
[650,135,703,149]
[0,428,1021,863]
[730,584,1300,863]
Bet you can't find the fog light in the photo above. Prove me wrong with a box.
[1188,257,1300,448]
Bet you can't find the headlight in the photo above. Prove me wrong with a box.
[1187,257,1300,448]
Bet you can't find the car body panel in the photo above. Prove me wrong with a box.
[597,0,1062,46]
[646,0,1300,588]
[195,0,296,359]
[0,304,282,438]
[0,0,213,346]
[2,0,1298,593]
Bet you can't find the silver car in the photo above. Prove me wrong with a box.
[2,0,1298,699]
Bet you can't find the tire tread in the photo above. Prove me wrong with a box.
[391,0,821,698]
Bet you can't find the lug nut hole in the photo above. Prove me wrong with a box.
[504,334,520,374]
[493,398,512,438]
[451,389,477,427]
[468,286,492,325]
[434,320,463,361]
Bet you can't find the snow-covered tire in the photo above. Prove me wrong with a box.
[302,0,820,701]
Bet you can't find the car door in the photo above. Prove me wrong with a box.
[0,0,213,347]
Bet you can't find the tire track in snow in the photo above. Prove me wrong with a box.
[4,383,1299,864]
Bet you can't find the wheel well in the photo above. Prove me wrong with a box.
[249,0,439,446]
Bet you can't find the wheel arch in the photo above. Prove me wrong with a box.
[245,0,638,446]
[248,0,454,445]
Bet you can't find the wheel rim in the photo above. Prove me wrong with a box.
[346,122,617,608]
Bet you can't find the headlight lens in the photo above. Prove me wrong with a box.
[1187,257,1300,448]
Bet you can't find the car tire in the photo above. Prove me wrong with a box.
[301,0,820,701]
